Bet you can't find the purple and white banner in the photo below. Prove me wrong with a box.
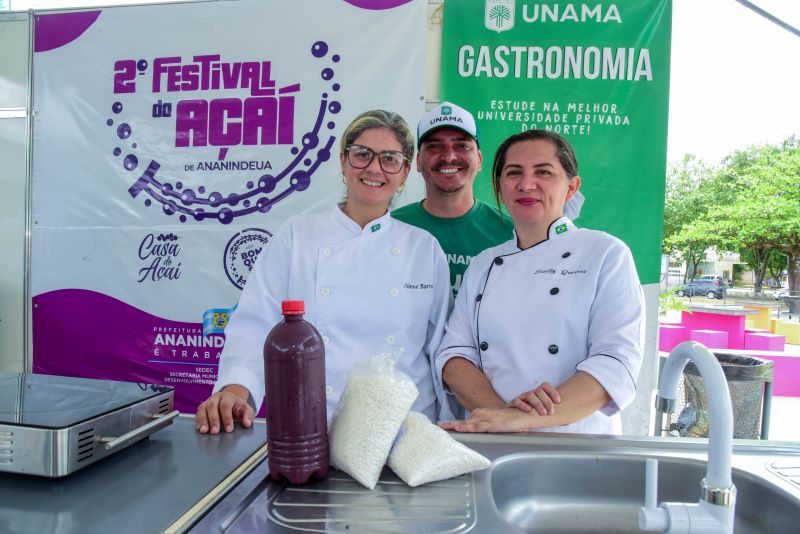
[31,0,425,413]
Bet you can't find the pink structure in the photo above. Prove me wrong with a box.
[658,324,689,352]
[681,308,755,350]
[688,329,728,349]
[715,348,800,397]
[745,328,770,334]
[745,332,786,352]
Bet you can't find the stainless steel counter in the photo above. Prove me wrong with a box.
[0,415,266,534]
[188,432,800,534]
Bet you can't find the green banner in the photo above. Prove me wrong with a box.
[441,0,671,284]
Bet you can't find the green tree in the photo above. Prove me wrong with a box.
[662,155,721,283]
[712,137,800,307]
[662,154,714,253]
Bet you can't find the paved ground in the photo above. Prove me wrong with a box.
[768,396,800,441]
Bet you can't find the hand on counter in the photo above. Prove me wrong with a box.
[195,384,254,434]
[438,407,539,433]
[508,382,561,416]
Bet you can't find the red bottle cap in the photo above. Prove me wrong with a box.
[281,300,304,315]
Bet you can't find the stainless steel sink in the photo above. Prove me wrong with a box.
[183,433,800,534]
[489,452,800,534]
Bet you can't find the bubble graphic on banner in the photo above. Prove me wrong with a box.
[290,171,311,191]
[119,41,344,224]
[218,208,233,224]
[180,189,196,203]
[107,119,113,126]
[259,174,278,193]
[113,147,121,156]
[311,41,329,58]
[123,155,138,170]
[302,133,319,149]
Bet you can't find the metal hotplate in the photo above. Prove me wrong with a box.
[0,373,176,477]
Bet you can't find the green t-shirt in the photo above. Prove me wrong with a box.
[392,199,514,296]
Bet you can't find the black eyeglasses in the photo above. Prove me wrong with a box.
[345,145,408,174]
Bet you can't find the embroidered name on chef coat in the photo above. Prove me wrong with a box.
[403,282,433,290]
[533,267,588,276]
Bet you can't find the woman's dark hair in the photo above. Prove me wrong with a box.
[491,129,578,209]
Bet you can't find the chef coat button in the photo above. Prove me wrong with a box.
[390,288,399,297]
[562,252,571,258]
[391,247,401,255]
[325,385,334,395]
[548,344,559,355]
[386,335,396,344]
[323,247,332,256]
[550,287,560,295]
[476,293,482,302]
[479,341,489,351]
[320,287,330,296]
[494,257,504,266]
[322,335,330,345]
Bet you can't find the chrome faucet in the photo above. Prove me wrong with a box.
[639,341,737,534]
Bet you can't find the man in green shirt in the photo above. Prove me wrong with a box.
[393,102,514,297]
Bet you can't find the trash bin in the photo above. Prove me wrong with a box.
[669,353,774,439]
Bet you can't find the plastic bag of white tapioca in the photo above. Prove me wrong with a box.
[328,352,491,489]
[328,352,419,489]
[387,410,491,487]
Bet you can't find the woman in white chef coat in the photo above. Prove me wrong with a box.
[437,129,644,435]
[196,110,451,434]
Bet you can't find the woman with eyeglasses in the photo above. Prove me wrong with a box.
[196,110,452,434]
[436,129,645,435]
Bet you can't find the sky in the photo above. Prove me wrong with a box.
[668,0,800,164]
[5,0,800,165]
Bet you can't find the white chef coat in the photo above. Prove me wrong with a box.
[214,204,453,422]
[436,217,645,434]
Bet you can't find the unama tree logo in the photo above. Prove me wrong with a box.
[485,0,515,32]
[106,42,342,224]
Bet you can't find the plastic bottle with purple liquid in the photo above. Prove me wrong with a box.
[263,300,329,484]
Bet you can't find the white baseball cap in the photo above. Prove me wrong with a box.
[417,101,479,148]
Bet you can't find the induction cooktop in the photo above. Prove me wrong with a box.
[0,373,176,477]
